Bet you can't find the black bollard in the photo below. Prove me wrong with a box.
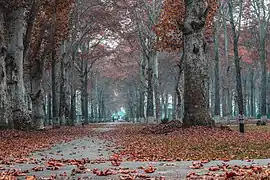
[239,112,244,133]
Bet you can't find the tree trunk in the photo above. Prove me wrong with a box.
[260,29,267,117]
[69,49,76,126]
[47,93,52,125]
[0,7,8,126]
[30,77,44,129]
[164,93,168,119]
[23,0,41,62]
[243,76,247,115]
[172,90,176,119]
[59,44,70,125]
[30,57,45,130]
[6,8,31,130]
[83,58,88,124]
[182,0,214,127]
[214,25,220,119]
[228,0,244,117]
[232,32,244,116]
[146,53,154,122]
[59,48,65,125]
[153,52,160,123]
[174,58,183,120]
[176,86,182,119]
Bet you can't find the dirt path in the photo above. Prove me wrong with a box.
[1,123,269,179]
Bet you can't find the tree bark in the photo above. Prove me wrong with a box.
[146,53,154,122]
[83,58,89,124]
[229,1,244,116]
[23,0,41,62]
[59,46,67,125]
[6,8,31,130]
[69,49,76,126]
[30,58,45,130]
[0,7,8,126]
[47,93,52,125]
[153,52,160,123]
[214,25,220,118]
[164,93,168,119]
[260,28,267,117]
[182,0,214,127]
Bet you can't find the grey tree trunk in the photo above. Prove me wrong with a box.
[6,8,31,129]
[243,76,247,115]
[59,49,67,125]
[146,54,154,122]
[47,93,52,125]
[23,0,41,62]
[83,58,88,124]
[214,25,220,118]
[228,1,244,116]
[139,57,146,122]
[51,4,58,124]
[182,0,214,127]
[176,85,182,119]
[153,52,160,122]
[30,59,45,130]
[69,49,76,126]
[0,7,8,126]
[164,93,168,119]
[260,29,267,117]
[221,11,231,119]
[172,90,176,119]
[176,55,184,120]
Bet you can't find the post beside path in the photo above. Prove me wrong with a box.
[239,112,244,133]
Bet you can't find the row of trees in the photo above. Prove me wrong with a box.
[0,0,130,129]
[0,0,269,129]
[122,0,270,125]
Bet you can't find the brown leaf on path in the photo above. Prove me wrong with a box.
[144,166,156,173]
[26,176,36,180]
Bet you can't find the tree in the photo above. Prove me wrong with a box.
[249,0,270,118]
[227,0,245,118]
[0,6,8,126]
[5,3,32,129]
[155,0,218,126]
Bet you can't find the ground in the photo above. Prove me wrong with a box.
[0,122,270,179]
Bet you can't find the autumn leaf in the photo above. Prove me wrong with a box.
[26,176,36,180]
[144,166,156,173]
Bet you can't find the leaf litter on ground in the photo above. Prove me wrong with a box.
[97,123,270,179]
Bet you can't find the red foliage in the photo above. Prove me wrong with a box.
[155,0,219,51]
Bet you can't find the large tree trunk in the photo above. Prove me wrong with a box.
[6,8,31,130]
[30,77,44,129]
[30,59,45,130]
[0,7,8,126]
[182,0,214,127]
